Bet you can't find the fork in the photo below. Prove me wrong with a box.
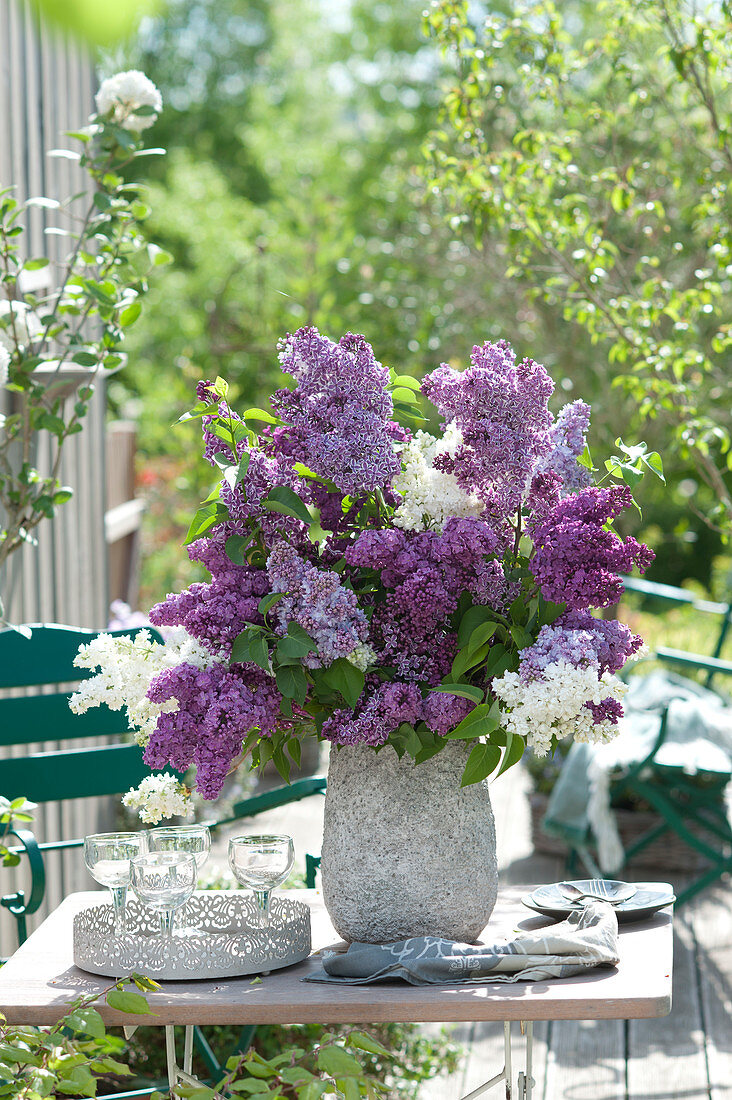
[558,880,636,905]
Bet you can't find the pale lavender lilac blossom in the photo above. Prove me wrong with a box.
[535,400,592,490]
[519,613,643,681]
[421,340,554,517]
[266,543,369,666]
[272,327,400,494]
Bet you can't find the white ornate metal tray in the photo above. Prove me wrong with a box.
[73,890,311,980]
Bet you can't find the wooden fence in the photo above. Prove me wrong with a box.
[0,2,146,954]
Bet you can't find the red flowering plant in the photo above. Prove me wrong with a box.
[73,328,660,815]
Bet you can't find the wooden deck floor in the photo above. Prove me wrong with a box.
[214,757,732,1100]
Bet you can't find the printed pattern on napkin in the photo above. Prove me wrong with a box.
[305,901,619,985]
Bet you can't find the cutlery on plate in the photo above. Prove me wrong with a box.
[557,880,637,905]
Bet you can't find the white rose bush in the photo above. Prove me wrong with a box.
[0,71,169,612]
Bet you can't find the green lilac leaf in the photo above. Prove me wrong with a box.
[461,743,502,786]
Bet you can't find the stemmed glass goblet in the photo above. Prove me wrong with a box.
[83,831,148,935]
[147,824,211,874]
[148,824,211,931]
[228,834,294,928]
[130,852,197,941]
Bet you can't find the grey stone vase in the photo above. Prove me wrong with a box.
[320,741,498,944]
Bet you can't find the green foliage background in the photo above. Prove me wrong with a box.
[109,0,730,606]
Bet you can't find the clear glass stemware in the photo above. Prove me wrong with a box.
[147,824,211,874]
[83,831,148,935]
[228,834,294,928]
[147,824,211,931]
[130,851,197,940]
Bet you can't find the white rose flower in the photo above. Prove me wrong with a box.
[0,344,9,387]
[95,70,163,132]
[0,300,44,352]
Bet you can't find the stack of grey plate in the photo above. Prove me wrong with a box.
[522,879,675,923]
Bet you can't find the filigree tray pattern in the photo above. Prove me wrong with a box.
[73,890,311,980]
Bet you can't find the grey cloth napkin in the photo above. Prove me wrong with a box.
[304,902,619,985]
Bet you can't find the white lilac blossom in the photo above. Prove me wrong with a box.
[95,70,162,132]
[392,424,485,531]
[122,773,192,825]
[493,660,629,755]
[492,613,643,755]
[0,300,44,352]
[0,344,9,387]
[70,627,222,746]
[346,642,378,672]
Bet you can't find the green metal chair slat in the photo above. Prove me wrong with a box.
[1,621,328,1089]
[0,693,134,746]
[1,743,157,803]
[0,624,162,688]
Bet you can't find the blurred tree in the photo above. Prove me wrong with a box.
[424,0,732,534]
[115,0,515,598]
[31,0,161,46]
[114,0,509,454]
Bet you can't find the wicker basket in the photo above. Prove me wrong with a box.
[529,792,710,873]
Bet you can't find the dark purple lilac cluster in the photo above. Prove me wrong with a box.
[529,485,654,609]
[149,533,269,656]
[421,339,554,517]
[321,680,472,746]
[145,660,282,799]
[272,327,401,495]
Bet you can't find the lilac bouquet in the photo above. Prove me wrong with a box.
[88,329,660,803]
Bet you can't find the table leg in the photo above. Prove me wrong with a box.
[183,1026,194,1075]
[165,1024,217,1097]
[458,1021,535,1100]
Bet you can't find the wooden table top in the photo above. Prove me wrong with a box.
[0,887,672,1026]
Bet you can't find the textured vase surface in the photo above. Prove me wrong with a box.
[320,741,498,944]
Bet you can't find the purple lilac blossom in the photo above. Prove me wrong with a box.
[149,531,269,656]
[585,698,624,725]
[471,559,520,612]
[529,485,654,608]
[196,382,310,547]
[320,517,507,744]
[421,339,554,517]
[525,470,562,523]
[272,326,400,495]
[266,542,369,666]
[321,681,472,747]
[519,612,643,681]
[535,400,592,491]
[196,380,241,468]
[346,519,505,638]
[145,661,282,799]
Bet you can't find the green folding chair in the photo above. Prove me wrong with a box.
[0,623,326,1095]
[555,578,732,904]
